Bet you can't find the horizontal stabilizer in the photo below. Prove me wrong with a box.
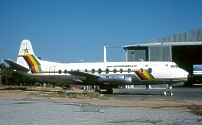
[4,59,30,72]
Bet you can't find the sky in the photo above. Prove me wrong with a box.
[0,0,202,63]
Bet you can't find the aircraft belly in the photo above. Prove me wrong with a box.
[29,73,74,83]
[131,75,141,84]
[131,74,168,85]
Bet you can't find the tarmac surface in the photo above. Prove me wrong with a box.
[0,87,202,125]
[106,87,202,100]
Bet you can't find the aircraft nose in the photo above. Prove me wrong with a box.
[185,72,189,77]
[183,71,189,81]
[184,71,190,81]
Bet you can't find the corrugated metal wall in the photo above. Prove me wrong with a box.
[126,47,148,61]
[125,28,202,62]
[149,46,171,61]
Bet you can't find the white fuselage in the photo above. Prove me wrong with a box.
[6,40,188,86]
[26,60,188,85]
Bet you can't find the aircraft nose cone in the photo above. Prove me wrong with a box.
[182,71,189,81]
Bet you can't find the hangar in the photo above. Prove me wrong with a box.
[123,28,202,84]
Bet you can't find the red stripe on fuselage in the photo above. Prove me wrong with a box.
[135,71,148,80]
[138,71,148,80]
[24,56,37,73]
[25,56,35,66]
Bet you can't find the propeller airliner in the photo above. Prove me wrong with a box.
[5,40,189,95]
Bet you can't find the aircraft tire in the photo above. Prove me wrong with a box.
[166,91,171,96]
[106,88,113,94]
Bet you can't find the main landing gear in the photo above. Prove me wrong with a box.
[164,85,173,96]
[96,88,113,94]
[96,85,115,94]
[106,88,113,94]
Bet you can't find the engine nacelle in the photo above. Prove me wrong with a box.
[98,75,132,84]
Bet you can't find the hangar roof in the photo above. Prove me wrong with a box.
[124,28,202,48]
[124,41,202,48]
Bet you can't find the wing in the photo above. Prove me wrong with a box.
[67,70,101,83]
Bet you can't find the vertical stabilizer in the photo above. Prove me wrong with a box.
[17,40,42,73]
[18,40,35,56]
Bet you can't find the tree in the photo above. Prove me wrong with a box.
[0,63,6,70]
[1,66,13,84]
[1,63,52,86]
[0,63,36,85]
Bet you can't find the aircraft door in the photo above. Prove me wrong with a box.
[49,66,56,79]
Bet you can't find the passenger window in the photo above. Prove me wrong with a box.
[91,69,95,74]
[148,68,152,73]
[113,69,117,73]
[128,68,131,73]
[120,69,123,73]
[58,70,61,74]
[98,69,102,74]
[64,69,67,74]
[140,68,143,73]
[105,69,109,74]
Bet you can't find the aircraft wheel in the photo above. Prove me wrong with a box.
[164,91,173,96]
[106,88,113,94]
[166,91,171,96]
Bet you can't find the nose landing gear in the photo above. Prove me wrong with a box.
[164,85,173,96]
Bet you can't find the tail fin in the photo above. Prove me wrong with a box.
[18,39,35,56]
[17,40,42,73]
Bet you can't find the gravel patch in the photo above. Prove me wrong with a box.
[0,99,201,125]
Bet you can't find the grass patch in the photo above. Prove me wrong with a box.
[0,86,27,90]
[0,85,63,92]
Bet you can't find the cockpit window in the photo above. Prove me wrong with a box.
[171,65,178,68]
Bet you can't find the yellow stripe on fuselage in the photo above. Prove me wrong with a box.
[143,70,152,80]
[28,55,38,66]
[34,66,40,73]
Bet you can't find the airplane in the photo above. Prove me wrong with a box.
[5,40,189,96]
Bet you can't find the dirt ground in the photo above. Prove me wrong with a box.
[0,89,201,117]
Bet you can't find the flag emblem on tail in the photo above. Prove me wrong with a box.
[21,54,42,73]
